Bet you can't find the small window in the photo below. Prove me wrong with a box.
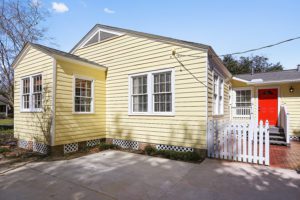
[74,78,93,113]
[153,72,172,112]
[132,75,148,112]
[21,74,42,112]
[213,73,224,115]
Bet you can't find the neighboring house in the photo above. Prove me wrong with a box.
[0,95,10,118]
[12,24,299,154]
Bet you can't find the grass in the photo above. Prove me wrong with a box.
[0,118,13,125]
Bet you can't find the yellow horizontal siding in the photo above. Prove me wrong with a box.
[14,47,53,143]
[54,60,106,145]
[75,34,208,149]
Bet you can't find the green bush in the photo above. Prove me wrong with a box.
[0,147,10,153]
[98,143,119,151]
[156,150,201,162]
[144,145,157,155]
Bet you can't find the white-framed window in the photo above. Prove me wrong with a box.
[74,77,94,113]
[234,89,252,116]
[129,68,175,115]
[213,73,224,115]
[21,74,42,112]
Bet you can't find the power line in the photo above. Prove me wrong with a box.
[175,36,300,59]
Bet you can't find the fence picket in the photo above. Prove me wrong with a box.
[224,124,228,159]
[265,120,270,165]
[207,119,269,166]
[248,122,253,163]
[238,124,242,161]
[242,124,247,162]
[253,123,258,164]
[259,120,264,164]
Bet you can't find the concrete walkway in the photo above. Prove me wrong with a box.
[0,150,299,200]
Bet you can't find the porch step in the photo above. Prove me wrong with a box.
[269,127,284,134]
[269,126,287,146]
[269,140,287,146]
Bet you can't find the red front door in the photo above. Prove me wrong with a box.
[258,88,278,126]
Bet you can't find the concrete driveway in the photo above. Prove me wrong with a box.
[0,150,299,200]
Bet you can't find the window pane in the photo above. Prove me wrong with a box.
[152,71,172,113]
[74,78,93,112]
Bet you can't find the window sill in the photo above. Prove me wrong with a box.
[128,112,175,117]
[20,110,43,113]
[72,112,95,115]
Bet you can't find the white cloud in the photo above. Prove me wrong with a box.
[52,2,69,13]
[104,8,115,14]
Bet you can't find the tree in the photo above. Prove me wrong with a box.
[0,0,48,108]
[223,55,283,75]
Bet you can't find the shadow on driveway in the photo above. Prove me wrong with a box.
[0,150,299,200]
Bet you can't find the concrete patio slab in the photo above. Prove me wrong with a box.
[0,150,299,200]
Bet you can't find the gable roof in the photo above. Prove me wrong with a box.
[71,24,211,53]
[70,24,232,77]
[234,69,300,84]
[12,42,107,70]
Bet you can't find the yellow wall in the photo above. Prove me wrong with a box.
[54,60,106,145]
[207,59,231,121]
[231,81,300,137]
[75,35,208,149]
[14,47,53,143]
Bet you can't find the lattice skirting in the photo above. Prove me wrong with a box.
[156,144,194,152]
[87,139,102,147]
[64,143,78,154]
[112,139,139,150]
[18,139,32,149]
[290,135,300,141]
[33,142,49,154]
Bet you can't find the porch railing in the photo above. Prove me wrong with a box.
[230,106,252,121]
[279,104,290,144]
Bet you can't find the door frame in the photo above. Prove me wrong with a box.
[256,86,280,126]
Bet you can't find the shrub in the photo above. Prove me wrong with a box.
[98,143,119,151]
[156,150,201,162]
[0,147,10,154]
[144,145,157,155]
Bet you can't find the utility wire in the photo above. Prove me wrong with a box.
[172,36,300,87]
[176,36,300,59]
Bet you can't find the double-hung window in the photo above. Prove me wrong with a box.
[74,77,94,113]
[213,73,224,115]
[21,74,42,112]
[132,75,148,112]
[234,89,251,115]
[129,69,174,115]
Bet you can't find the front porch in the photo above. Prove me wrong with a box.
[270,141,300,170]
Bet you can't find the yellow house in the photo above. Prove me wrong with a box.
[12,24,299,154]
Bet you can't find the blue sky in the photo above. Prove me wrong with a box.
[41,0,300,69]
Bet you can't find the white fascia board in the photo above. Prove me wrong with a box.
[232,77,250,83]
[248,79,300,85]
[53,55,107,71]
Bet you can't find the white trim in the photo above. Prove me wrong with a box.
[232,77,249,83]
[256,86,280,125]
[72,74,95,114]
[212,71,224,116]
[77,28,124,50]
[128,68,175,116]
[12,45,31,69]
[20,73,43,113]
[51,58,57,146]
[53,55,106,71]
[205,52,209,151]
[248,79,300,85]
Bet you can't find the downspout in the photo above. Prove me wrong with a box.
[51,58,57,146]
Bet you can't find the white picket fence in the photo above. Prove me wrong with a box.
[207,120,270,166]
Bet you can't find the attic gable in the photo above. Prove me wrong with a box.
[77,26,123,49]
